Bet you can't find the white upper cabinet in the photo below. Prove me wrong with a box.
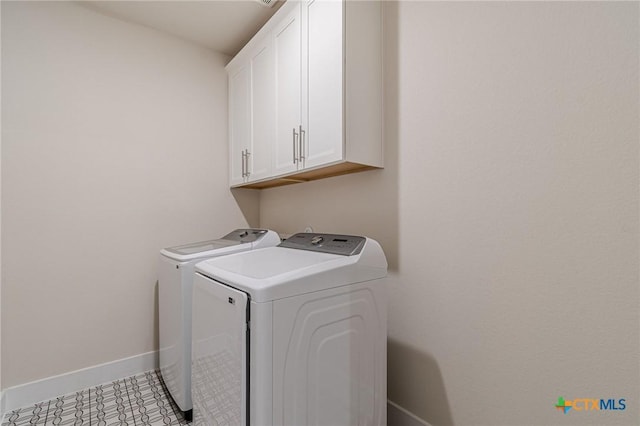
[228,64,251,187]
[228,35,275,185]
[302,0,343,169]
[227,0,383,189]
[273,3,302,176]
[248,37,274,182]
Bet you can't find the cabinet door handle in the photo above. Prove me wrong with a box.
[299,125,305,162]
[245,150,251,177]
[241,150,246,177]
[292,128,299,164]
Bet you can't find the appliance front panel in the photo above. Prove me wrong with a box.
[192,273,248,426]
[158,255,189,410]
[272,281,387,426]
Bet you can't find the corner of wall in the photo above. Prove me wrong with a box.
[231,188,261,228]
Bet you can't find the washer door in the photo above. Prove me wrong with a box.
[192,273,248,426]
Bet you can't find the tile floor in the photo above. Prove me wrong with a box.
[2,370,190,426]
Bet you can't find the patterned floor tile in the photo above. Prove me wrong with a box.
[1,370,190,426]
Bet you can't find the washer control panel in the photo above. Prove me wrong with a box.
[222,229,268,243]
[279,233,366,256]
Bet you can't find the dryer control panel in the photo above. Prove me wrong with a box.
[279,233,366,256]
[221,229,268,243]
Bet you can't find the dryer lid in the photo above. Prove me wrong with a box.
[195,235,388,302]
[221,228,271,243]
[278,233,366,256]
[161,229,278,261]
[161,239,241,260]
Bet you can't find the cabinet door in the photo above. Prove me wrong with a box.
[247,38,275,182]
[302,0,344,169]
[229,64,251,186]
[273,3,302,176]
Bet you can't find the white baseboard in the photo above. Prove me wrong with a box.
[388,400,431,426]
[1,390,6,424]
[3,351,158,413]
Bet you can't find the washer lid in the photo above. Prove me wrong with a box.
[161,239,241,261]
[161,229,280,262]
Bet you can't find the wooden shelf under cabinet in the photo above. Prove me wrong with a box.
[233,162,379,190]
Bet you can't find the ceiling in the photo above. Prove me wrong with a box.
[80,0,283,57]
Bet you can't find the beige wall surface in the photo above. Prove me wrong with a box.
[260,2,639,425]
[1,1,257,388]
[0,0,3,393]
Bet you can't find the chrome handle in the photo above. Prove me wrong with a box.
[299,125,305,161]
[245,150,251,177]
[241,150,246,177]
[292,128,299,164]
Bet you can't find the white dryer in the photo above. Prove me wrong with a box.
[158,228,280,419]
[192,233,388,426]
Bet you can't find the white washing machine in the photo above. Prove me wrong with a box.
[192,233,388,426]
[158,228,280,419]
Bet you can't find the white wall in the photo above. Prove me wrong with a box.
[0,0,3,396]
[1,1,257,388]
[260,2,639,425]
